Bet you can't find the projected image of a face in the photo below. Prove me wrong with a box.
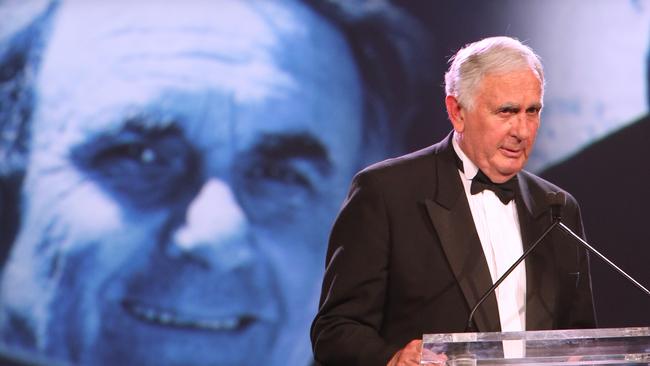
[0,1,364,365]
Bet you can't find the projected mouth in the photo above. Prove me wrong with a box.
[123,300,255,331]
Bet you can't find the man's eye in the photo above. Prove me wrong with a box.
[498,108,517,116]
[72,128,201,208]
[526,107,541,115]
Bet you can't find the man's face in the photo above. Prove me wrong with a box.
[452,69,542,182]
[1,1,363,365]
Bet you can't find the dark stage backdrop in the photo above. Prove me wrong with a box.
[0,1,648,365]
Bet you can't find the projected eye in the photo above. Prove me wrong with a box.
[72,123,201,208]
[244,162,311,189]
[93,143,158,167]
[237,158,317,205]
[205,132,332,222]
[234,156,327,223]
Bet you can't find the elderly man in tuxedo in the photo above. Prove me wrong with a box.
[311,36,596,366]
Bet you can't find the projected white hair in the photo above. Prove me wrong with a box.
[445,36,544,110]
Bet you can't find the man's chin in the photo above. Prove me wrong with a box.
[494,159,526,177]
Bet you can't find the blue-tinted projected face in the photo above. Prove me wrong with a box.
[0,1,363,365]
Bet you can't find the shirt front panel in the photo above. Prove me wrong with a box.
[452,133,526,332]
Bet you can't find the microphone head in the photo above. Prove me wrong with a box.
[546,191,566,221]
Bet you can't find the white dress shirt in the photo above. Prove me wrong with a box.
[452,133,526,333]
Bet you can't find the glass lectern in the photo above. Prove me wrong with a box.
[422,327,650,365]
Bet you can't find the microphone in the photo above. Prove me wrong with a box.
[551,192,650,297]
[466,191,650,332]
[547,191,565,221]
[465,192,562,331]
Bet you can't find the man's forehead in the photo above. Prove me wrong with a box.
[479,70,542,98]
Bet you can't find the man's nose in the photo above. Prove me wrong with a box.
[511,113,531,140]
[168,178,253,270]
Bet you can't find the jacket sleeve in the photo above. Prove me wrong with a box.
[310,171,400,366]
[561,194,598,329]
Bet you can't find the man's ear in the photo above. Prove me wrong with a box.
[445,95,464,133]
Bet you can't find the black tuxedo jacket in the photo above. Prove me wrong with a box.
[311,134,596,366]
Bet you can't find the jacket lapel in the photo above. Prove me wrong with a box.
[423,135,501,332]
[516,174,556,330]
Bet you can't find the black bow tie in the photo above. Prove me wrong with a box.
[470,170,516,204]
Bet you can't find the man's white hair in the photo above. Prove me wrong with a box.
[445,36,544,110]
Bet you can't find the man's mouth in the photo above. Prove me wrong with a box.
[122,300,256,331]
[499,147,523,158]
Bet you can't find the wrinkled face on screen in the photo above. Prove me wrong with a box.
[0,1,363,365]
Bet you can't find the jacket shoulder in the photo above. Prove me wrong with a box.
[356,143,443,182]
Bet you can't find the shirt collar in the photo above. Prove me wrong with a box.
[452,131,479,180]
